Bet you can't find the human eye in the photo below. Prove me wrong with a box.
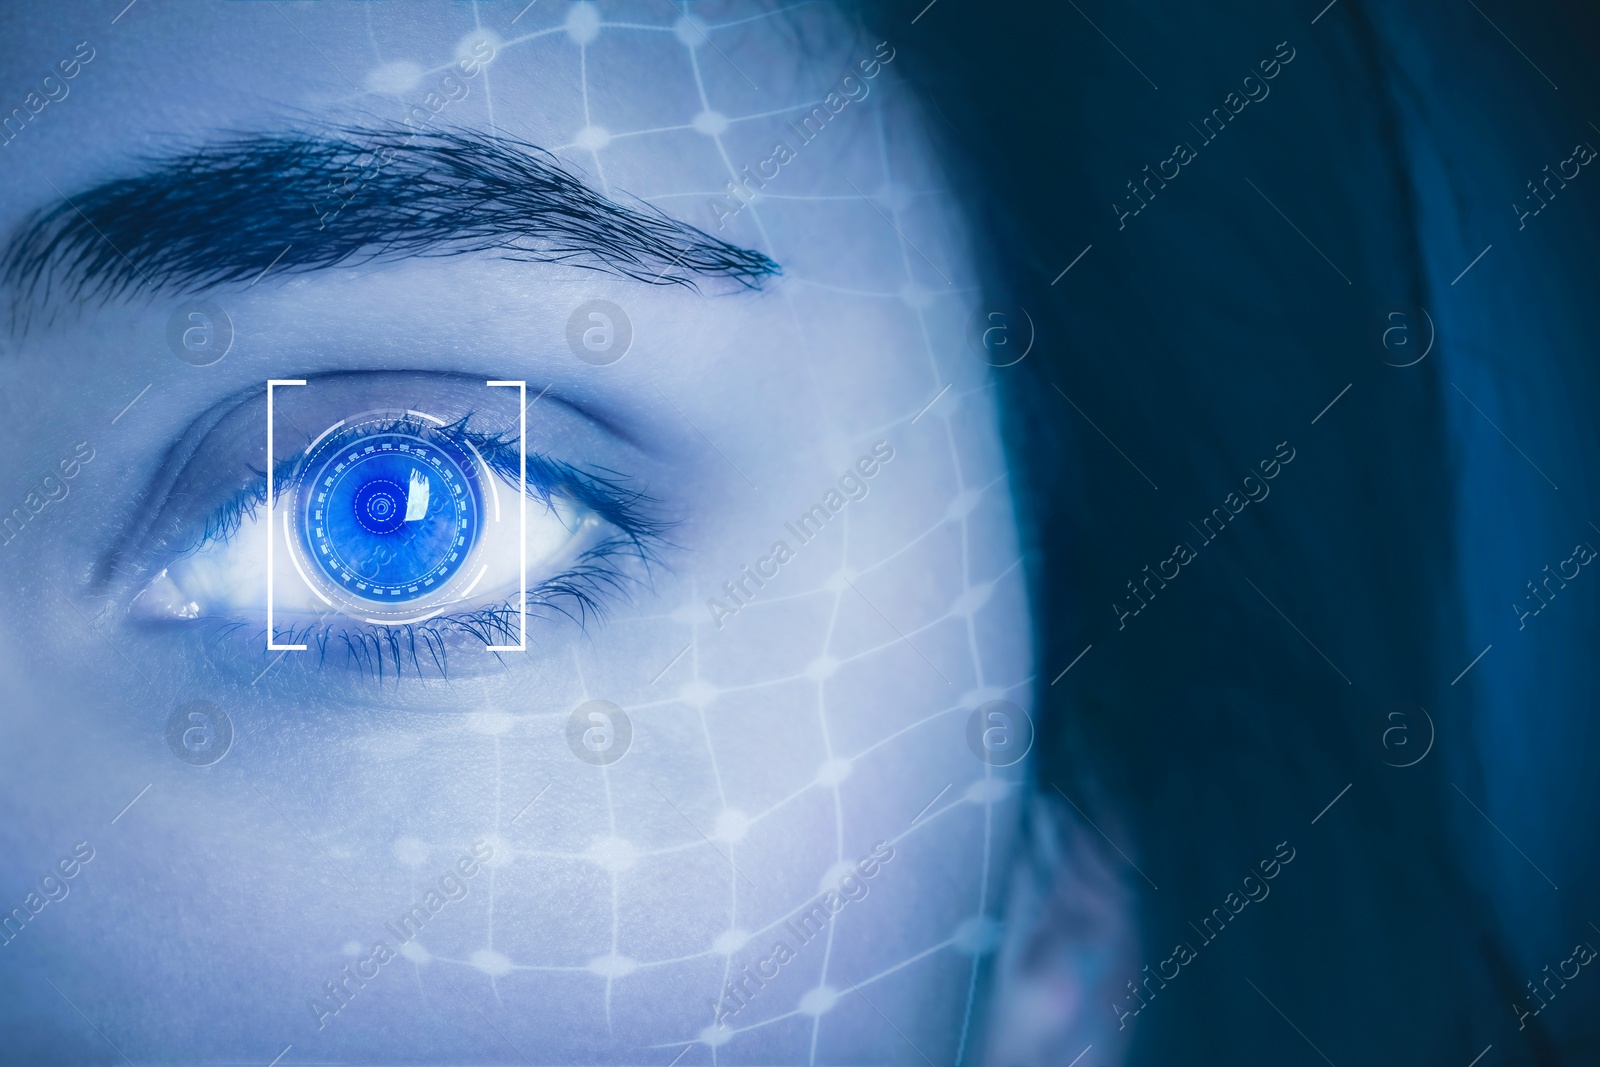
[110,371,669,680]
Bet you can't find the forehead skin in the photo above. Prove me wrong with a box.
[0,2,1032,1064]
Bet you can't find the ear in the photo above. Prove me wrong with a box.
[972,796,1139,1062]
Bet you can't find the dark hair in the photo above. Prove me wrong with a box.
[856,0,1600,1062]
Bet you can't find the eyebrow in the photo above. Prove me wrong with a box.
[1,125,780,309]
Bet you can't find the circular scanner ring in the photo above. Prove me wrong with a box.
[287,411,486,620]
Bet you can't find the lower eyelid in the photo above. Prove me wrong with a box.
[191,525,656,680]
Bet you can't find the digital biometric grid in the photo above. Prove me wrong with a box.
[299,4,1034,1064]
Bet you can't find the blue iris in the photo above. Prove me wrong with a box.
[294,421,482,608]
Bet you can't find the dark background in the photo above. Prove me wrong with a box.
[866,0,1600,1062]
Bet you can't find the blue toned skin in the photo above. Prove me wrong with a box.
[0,2,1036,1065]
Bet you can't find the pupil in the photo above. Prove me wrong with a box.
[352,478,408,536]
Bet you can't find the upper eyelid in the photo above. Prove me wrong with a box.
[190,419,551,556]
[98,370,660,597]
[187,415,670,559]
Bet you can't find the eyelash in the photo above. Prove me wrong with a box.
[185,414,673,680]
